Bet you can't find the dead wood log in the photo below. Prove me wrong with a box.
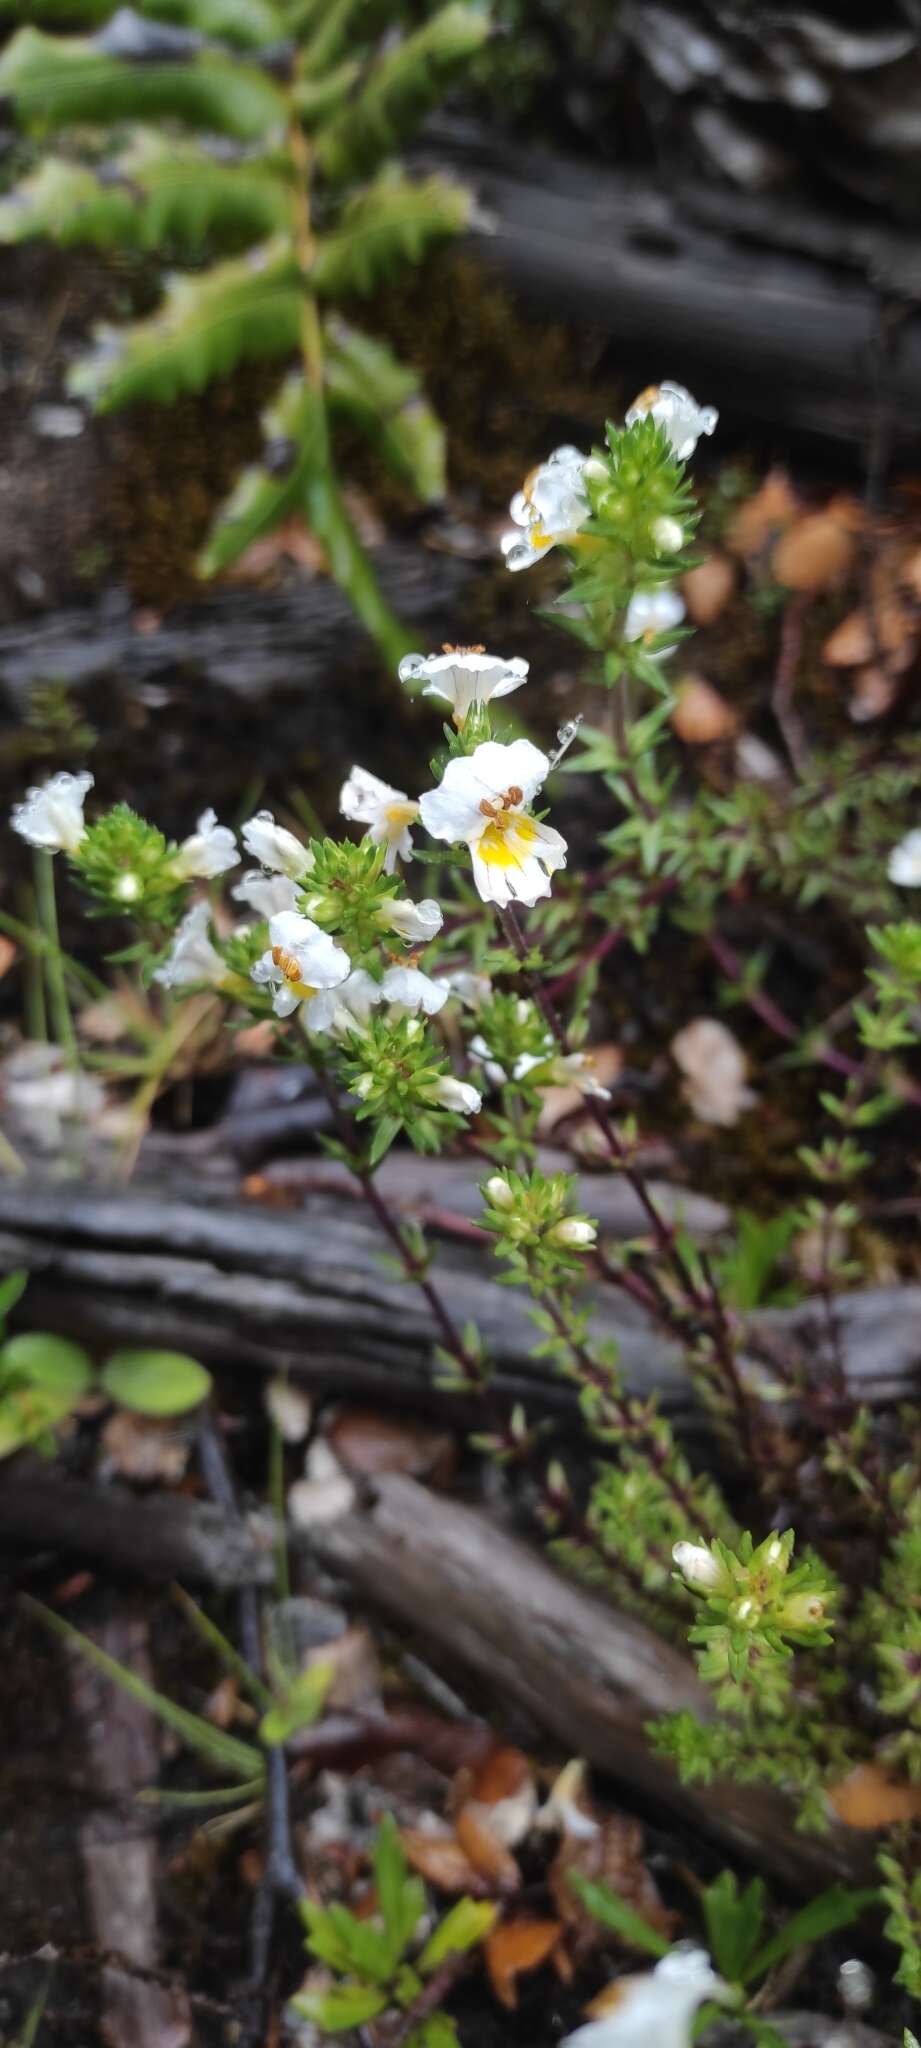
[307,1474,876,1895]
[0,1455,275,1587]
[0,1175,917,1429]
[415,124,921,447]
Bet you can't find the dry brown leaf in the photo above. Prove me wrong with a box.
[899,545,921,600]
[400,1827,492,1895]
[550,1813,675,1958]
[228,516,327,584]
[671,1017,755,1128]
[485,1919,563,2009]
[671,676,737,744]
[680,553,735,625]
[303,1625,381,1715]
[823,603,915,667]
[100,1410,190,1484]
[327,1407,457,1485]
[470,1746,533,1807]
[725,470,799,558]
[205,1674,242,1731]
[771,509,856,593]
[848,666,899,724]
[827,1763,921,1828]
[455,1807,522,1893]
[0,936,17,981]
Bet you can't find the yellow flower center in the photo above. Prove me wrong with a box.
[478,814,538,869]
[385,801,419,829]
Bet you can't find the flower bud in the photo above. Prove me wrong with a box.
[651,515,685,554]
[730,1596,758,1626]
[672,1540,725,1590]
[781,1592,826,1627]
[431,1075,482,1116]
[548,1217,597,1250]
[582,456,609,484]
[114,872,141,903]
[484,1174,515,1211]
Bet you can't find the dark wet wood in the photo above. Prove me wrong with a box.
[0,1173,916,1430]
[416,124,921,448]
[308,1473,876,1893]
[0,1455,275,1587]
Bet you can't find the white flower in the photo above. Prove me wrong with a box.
[3,1042,106,1149]
[672,1541,725,1591]
[399,646,529,722]
[154,902,227,990]
[888,829,921,887]
[11,770,93,854]
[419,738,567,908]
[340,766,419,872]
[252,909,350,1021]
[380,965,448,1018]
[231,870,299,920]
[173,807,238,880]
[444,969,493,1010]
[514,1048,612,1101]
[304,968,383,1037]
[624,381,718,461]
[501,445,590,572]
[264,1377,311,1444]
[549,1217,597,1250]
[624,587,686,651]
[562,1948,729,2048]
[429,1074,482,1115]
[241,809,313,881]
[383,897,444,946]
[469,1032,507,1089]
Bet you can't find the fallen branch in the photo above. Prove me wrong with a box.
[306,1475,876,1896]
[0,1455,274,1587]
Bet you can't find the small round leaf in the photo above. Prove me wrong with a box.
[101,1349,212,1417]
[0,1332,92,1397]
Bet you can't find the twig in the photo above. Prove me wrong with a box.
[771,594,811,780]
[378,1951,477,2048]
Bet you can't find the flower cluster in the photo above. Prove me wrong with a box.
[481,1167,597,1287]
[671,1529,837,1714]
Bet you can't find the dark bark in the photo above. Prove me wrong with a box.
[0,1455,275,1587]
[414,123,921,448]
[0,1173,917,1432]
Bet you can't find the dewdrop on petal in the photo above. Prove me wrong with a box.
[625,381,718,462]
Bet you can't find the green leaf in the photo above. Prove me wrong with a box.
[0,142,292,259]
[374,1813,410,1946]
[417,1898,497,1973]
[368,1113,404,1167]
[198,366,319,575]
[0,0,284,35]
[745,1886,878,1985]
[316,5,490,183]
[68,238,301,409]
[325,317,445,504]
[0,1269,28,1329]
[23,1596,264,1781]
[0,27,287,142]
[302,454,412,668]
[172,1584,273,1711]
[0,1331,92,1397]
[701,1870,766,1984]
[567,1873,671,1959]
[100,1347,212,1415]
[259,1661,331,1745]
[312,170,470,299]
[290,1984,389,2031]
[415,2018,461,2048]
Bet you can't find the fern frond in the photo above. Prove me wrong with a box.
[0,25,286,141]
[325,317,445,503]
[311,169,470,297]
[0,139,291,256]
[315,3,490,182]
[68,238,301,408]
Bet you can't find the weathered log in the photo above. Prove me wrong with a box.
[0,1455,274,1588]
[416,123,921,448]
[0,1174,917,1429]
[306,1473,875,1894]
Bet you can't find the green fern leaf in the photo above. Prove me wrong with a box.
[325,317,445,504]
[0,140,291,256]
[311,169,470,298]
[197,369,320,574]
[315,4,491,183]
[0,0,283,28]
[68,238,301,408]
[292,54,362,129]
[0,25,286,142]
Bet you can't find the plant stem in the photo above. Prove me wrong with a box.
[286,67,324,392]
[32,849,75,1057]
